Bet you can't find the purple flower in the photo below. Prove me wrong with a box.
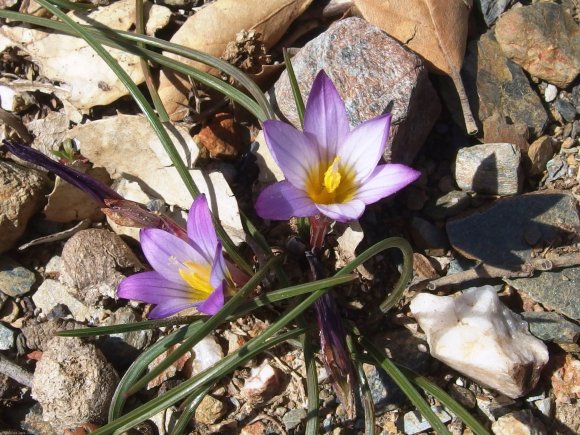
[117,194,230,318]
[255,71,421,222]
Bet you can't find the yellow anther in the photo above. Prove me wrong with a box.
[179,261,213,300]
[323,156,342,193]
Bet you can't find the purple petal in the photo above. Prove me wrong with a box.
[263,120,319,189]
[316,200,365,222]
[148,300,197,319]
[117,271,194,304]
[140,228,206,283]
[338,114,391,182]
[304,71,350,162]
[197,282,225,315]
[187,194,218,263]
[255,181,318,220]
[355,164,421,205]
[209,241,228,290]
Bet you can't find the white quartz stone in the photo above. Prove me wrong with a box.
[410,286,549,398]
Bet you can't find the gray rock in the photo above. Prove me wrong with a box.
[363,329,429,413]
[555,98,577,123]
[447,191,579,267]
[495,2,580,89]
[521,311,580,344]
[410,217,449,254]
[403,406,452,435]
[21,318,83,351]
[0,255,36,297]
[269,17,440,164]
[32,336,119,432]
[0,323,15,350]
[455,143,522,196]
[61,229,143,305]
[32,279,93,322]
[0,161,50,254]
[475,0,515,26]
[282,408,307,431]
[534,398,553,419]
[506,267,580,320]
[424,190,471,220]
[463,31,547,139]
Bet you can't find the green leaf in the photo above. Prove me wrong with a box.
[283,48,305,128]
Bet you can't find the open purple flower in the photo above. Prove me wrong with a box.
[256,70,421,223]
[117,194,231,318]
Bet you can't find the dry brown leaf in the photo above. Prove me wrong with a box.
[158,0,314,121]
[354,0,477,134]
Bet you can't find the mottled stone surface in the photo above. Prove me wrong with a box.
[61,229,143,305]
[491,410,547,435]
[270,17,440,164]
[447,191,579,267]
[475,0,515,26]
[521,311,580,344]
[0,255,36,297]
[495,2,580,88]
[463,31,547,139]
[0,161,50,254]
[507,267,580,320]
[454,143,522,196]
[32,336,119,432]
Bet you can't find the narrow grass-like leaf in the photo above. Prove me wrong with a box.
[170,385,212,435]
[46,0,95,11]
[109,321,204,420]
[95,328,307,434]
[57,315,204,337]
[283,48,305,127]
[11,2,253,275]
[347,333,376,435]
[359,335,451,435]
[135,0,169,122]
[0,10,274,121]
[302,329,319,435]
[395,365,491,435]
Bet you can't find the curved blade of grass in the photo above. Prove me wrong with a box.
[359,334,451,435]
[347,333,376,435]
[303,331,319,435]
[0,10,274,121]
[46,0,96,10]
[109,320,204,421]
[395,364,491,435]
[21,1,253,275]
[124,256,279,396]
[57,274,355,338]
[170,384,212,435]
[135,0,169,121]
[96,327,307,434]
[283,48,304,127]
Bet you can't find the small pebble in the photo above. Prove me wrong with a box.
[0,256,36,298]
[555,99,577,123]
[403,406,451,435]
[534,398,553,418]
[561,137,575,149]
[0,323,15,350]
[544,84,558,103]
[282,408,307,431]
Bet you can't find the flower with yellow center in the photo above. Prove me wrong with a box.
[117,195,230,318]
[256,70,420,223]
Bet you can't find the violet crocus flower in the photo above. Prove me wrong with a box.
[255,70,420,223]
[117,194,231,318]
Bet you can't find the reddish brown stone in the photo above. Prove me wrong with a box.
[495,3,580,88]
[195,113,248,160]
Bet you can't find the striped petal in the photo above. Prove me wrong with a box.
[187,194,218,263]
[355,164,421,205]
[117,271,194,304]
[338,114,391,182]
[148,300,198,319]
[140,228,206,283]
[304,70,350,162]
[315,200,366,222]
[256,181,318,220]
[197,282,224,315]
[263,120,319,190]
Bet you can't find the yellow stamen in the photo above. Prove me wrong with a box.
[179,261,213,301]
[323,156,342,193]
[305,156,357,205]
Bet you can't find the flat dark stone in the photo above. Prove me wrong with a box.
[447,191,579,267]
[521,311,580,343]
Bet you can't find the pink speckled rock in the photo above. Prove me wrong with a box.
[269,17,440,164]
